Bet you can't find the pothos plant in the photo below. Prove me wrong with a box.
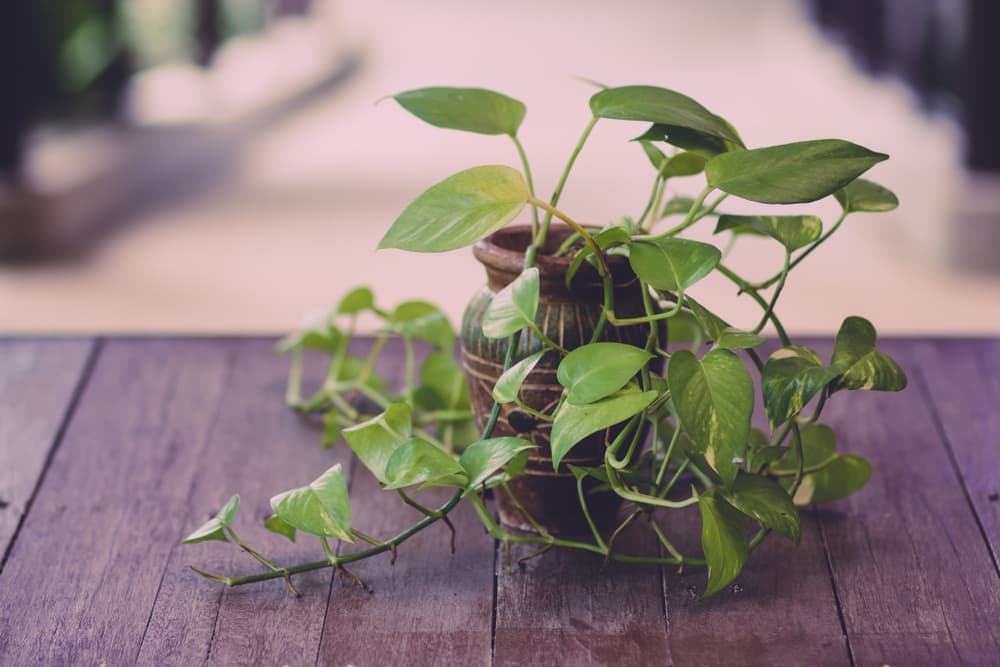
[183,83,906,598]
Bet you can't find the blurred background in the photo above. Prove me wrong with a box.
[1,0,998,336]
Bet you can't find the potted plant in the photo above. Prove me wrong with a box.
[182,83,906,598]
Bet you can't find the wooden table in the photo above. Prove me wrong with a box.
[1,337,998,666]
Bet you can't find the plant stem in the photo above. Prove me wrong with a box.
[510,133,540,238]
[529,198,609,277]
[535,116,600,250]
[756,209,850,289]
[715,263,792,346]
[752,250,791,334]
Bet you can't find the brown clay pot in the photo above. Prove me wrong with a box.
[460,224,657,535]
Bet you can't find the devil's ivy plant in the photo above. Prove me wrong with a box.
[184,83,906,599]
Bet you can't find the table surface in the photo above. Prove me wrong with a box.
[1,336,998,666]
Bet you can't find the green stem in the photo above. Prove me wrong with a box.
[510,134,540,238]
[536,116,599,250]
[648,519,685,561]
[529,198,609,277]
[527,321,569,355]
[285,349,304,408]
[716,263,791,346]
[501,481,552,538]
[752,250,790,334]
[639,185,714,240]
[756,210,849,289]
[655,426,682,485]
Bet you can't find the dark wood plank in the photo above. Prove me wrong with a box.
[494,519,669,666]
[908,338,1000,572]
[0,338,238,665]
[661,508,850,667]
[314,338,494,665]
[816,339,1000,666]
[0,338,95,559]
[316,476,495,666]
[136,339,349,666]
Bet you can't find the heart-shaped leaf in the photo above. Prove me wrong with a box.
[793,454,871,506]
[415,351,469,411]
[342,403,412,484]
[482,267,539,338]
[706,139,888,204]
[379,165,529,253]
[771,424,837,474]
[698,489,749,597]
[460,437,537,489]
[634,123,735,158]
[724,474,800,542]
[492,350,545,404]
[834,178,899,213]
[591,86,744,147]
[762,345,838,428]
[182,494,240,544]
[386,301,455,351]
[668,349,754,485]
[660,196,696,217]
[275,314,342,354]
[715,215,823,251]
[264,514,297,542]
[629,238,721,292]
[392,87,526,136]
[550,388,658,470]
[639,143,707,177]
[383,438,467,490]
[557,342,653,405]
[336,287,375,315]
[270,464,353,542]
[686,298,766,350]
[829,316,907,394]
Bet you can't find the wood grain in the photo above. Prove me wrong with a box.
[816,339,1000,666]
[136,339,347,666]
[0,338,95,560]
[906,338,1000,573]
[493,518,670,666]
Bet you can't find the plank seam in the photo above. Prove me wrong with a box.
[815,510,857,667]
[489,508,499,667]
[0,337,103,576]
[913,354,1000,579]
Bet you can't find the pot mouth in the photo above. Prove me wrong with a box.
[472,224,636,296]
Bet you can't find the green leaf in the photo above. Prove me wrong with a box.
[629,238,721,292]
[706,139,888,204]
[182,494,240,544]
[482,267,539,338]
[698,489,749,597]
[332,355,391,395]
[378,166,530,253]
[336,286,374,315]
[640,141,668,171]
[557,342,653,405]
[761,345,838,428]
[660,196,695,217]
[591,85,744,146]
[794,454,872,506]
[686,298,766,349]
[492,350,545,404]
[665,152,707,177]
[834,178,898,213]
[387,301,455,351]
[342,403,412,484]
[668,349,754,485]
[270,464,353,542]
[715,215,823,251]
[460,437,537,489]
[275,314,342,354]
[771,424,837,474]
[829,317,907,393]
[415,351,469,411]
[392,87,526,136]
[321,410,341,449]
[550,389,658,470]
[725,474,800,542]
[383,438,467,490]
[264,514,297,542]
[635,123,735,158]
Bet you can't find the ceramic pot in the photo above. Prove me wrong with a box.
[460,224,658,535]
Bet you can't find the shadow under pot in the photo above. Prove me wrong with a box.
[460,224,660,536]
